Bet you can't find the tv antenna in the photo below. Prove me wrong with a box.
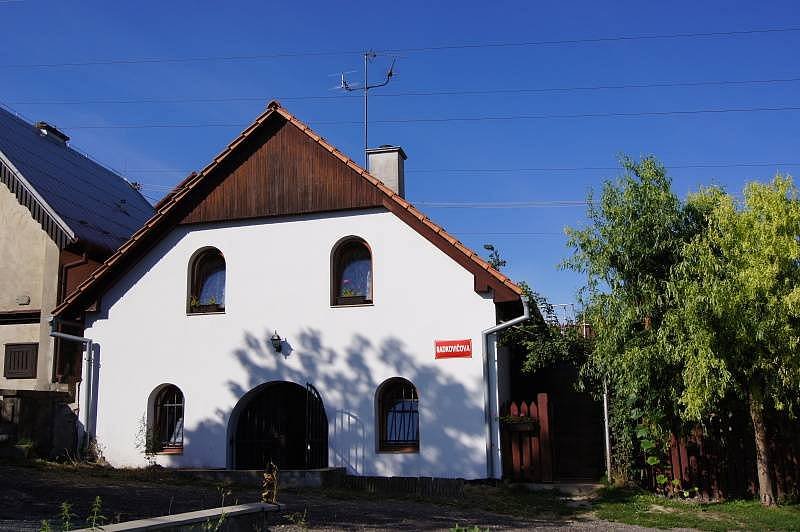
[338,51,396,165]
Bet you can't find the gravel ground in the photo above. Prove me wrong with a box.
[0,464,661,531]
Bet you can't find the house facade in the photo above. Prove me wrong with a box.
[0,107,153,455]
[54,102,525,479]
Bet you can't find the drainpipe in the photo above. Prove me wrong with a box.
[48,317,94,444]
[482,298,530,479]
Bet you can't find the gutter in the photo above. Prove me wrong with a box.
[482,298,530,479]
[48,317,95,445]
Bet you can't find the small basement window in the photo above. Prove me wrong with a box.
[187,248,225,314]
[376,377,419,453]
[331,237,372,306]
[3,343,38,379]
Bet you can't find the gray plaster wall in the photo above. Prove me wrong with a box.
[0,182,61,391]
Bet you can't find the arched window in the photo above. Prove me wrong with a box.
[376,378,419,453]
[188,248,225,313]
[331,237,372,306]
[150,384,184,453]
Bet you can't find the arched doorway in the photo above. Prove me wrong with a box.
[230,381,328,470]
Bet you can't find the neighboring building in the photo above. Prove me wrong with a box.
[0,107,153,455]
[54,101,527,479]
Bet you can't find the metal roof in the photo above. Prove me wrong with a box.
[0,106,153,253]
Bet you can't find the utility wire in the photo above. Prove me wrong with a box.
[8,76,800,106]
[53,105,800,129]
[121,161,800,176]
[3,27,799,69]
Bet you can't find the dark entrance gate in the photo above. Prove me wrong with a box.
[232,381,328,470]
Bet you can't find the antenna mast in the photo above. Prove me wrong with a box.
[340,51,396,165]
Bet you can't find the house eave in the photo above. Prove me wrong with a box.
[0,148,76,248]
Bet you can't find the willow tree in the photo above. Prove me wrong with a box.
[563,155,705,477]
[662,176,800,506]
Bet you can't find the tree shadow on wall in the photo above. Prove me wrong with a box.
[187,327,487,478]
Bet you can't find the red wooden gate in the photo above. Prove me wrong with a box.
[500,393,553,481]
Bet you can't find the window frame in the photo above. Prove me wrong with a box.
[149,384,185,455]
[4,343,38,379]
[330,236,374,307]
[376,377,420,454]
[186,247,226,315]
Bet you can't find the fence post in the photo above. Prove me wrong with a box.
[537,393,553,482]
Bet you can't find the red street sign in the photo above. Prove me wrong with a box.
[435,339,473,359]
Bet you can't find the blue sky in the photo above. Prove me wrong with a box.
[2,1,799,311]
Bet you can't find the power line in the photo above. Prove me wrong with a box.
[452,232,564,237]
[52,104,800,130]
[409,162,800,173]
[3,26,799,69]
[415,200,587,208]
[120,161,800,177]
[378,27,800,53]
[8,76,800,106]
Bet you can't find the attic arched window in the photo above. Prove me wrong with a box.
[331,237,372,306]
[376,378,419,453]
[188,248,225,313]
[149,384,184,454]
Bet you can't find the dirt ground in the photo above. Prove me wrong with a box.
[0,463,649,531]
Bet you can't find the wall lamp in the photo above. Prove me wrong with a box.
[270,331,283,353]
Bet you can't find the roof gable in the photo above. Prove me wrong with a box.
[0,107,154,253]
[180,114,384,224]
[53,101,521,318]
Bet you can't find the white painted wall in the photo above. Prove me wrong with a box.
[85,209,500,479]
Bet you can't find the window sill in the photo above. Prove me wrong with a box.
[377,446,419,454]
[186,310,225,316]
[331,302,374,308]
[156,447,183,455]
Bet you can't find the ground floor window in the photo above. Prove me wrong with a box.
[376,377,419,453]
[150,384,184,453]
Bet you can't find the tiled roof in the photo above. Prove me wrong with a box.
[0,106,153,253]
[53,101,521,317]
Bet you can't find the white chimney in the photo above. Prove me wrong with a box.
[366,145,407,197]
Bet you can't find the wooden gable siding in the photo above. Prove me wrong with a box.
[58,249,104,303]
[181,117,384,225]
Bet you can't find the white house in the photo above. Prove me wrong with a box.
[53,101,527,479]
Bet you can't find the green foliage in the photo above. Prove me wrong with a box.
[483,244,507,271]
[134,414,160,465]
[59,502,75,532]
[38,520,51,532]
[500,282,591,378]
[595,488,800,531]
[662,176,800,420]
[563,155,708,477]
[565,155,800,499]
[86,496,106,530]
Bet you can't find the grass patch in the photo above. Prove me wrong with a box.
[594,487,800,531]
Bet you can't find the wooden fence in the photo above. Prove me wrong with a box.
[500,393,553,482]
[657,413,800,499]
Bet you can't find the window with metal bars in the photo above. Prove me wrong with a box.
[151,385,184,453]
[377,378,419,452]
